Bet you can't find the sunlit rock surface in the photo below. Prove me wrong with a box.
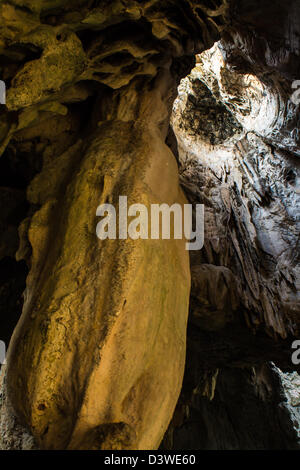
[163,34,300,449]
[163,363,300,450]
[0,0,230,450]
[0,0,299,451]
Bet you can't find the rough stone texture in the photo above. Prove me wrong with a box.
[0,0,299,451]
[162,2,300,447]
[0,0,230,450]
[0,366,36,450]
[162,364,300,450]
[173,65,300,341]
[277,367,300,439]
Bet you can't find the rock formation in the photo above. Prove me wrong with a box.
[0,0,299,450]
[163,37,300,449]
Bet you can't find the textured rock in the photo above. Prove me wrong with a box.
[0,187,26,260]
[162,364,300,450]
[0,0,228,449]
[3,81,191,450]
[163,3,300,447]
[172,41,300,343]
[0,0,299,451]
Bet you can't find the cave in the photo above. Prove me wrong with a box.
[0,0,299,451]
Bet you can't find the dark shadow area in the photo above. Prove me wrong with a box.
[0,257,28,347]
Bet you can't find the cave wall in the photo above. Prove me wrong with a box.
[162,364,300,450]
[0,0,299,450]
[0,0,228,450]
[172,44,300,348]
[162,2,300,448]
